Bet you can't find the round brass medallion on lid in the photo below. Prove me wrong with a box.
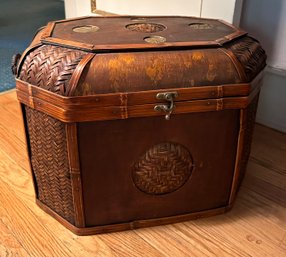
[72,25,99,33]
[144,35,166,44]
[189,23,213,29]
[132,142,193,195]
[126,23,166,33]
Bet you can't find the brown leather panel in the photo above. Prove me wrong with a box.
[49,16,241,50]
[75,49,242,95]
[78,110,239,227]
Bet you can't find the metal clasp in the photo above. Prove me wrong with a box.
[154,91,178,120]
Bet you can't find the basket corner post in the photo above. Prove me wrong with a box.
[65,122,86,228]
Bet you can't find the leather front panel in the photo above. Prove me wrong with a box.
[78,110,239,227]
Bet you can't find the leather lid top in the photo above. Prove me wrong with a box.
[41,16,247,52]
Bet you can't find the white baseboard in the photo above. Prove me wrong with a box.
[256,117,286,133]
[265,66,286,77]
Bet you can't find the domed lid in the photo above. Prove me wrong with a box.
[41,16,247,52]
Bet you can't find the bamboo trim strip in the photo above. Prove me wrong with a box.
[66,124,86,228]
[16,89,260,123]
[16,73,263,122]
[41,22,55,39]
[36,199,230,236]
[67,53,95,96]
[16,80,255,107]
[42,37,221,51]
[229,109,246,205]
[219,48,248,81]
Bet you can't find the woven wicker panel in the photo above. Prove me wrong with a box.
[132,142,193,195]
[226,37,267,82]
[25,107,75,224]
[19,45,85,96]
[18,45,86,224]
[237,95,259,188]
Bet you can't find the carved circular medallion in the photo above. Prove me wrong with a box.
[132,142,193,195]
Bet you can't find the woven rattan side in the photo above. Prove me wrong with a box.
[25,107,75,224]
[226,37,267,81]
[19,45,85,96]
[19,45,86,224]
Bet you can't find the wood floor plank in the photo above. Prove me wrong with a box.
[251,124,286,174]
[97,231,164,257]
[135,223,248,257]
[0,137,162,257]
[0,176,117,257]
[0,178,76,257]
[0,94,30,172]
[135,199,286,257]
[0,219,30,257]
[247,160,286,190]
[280,233,286,251]
[243,172,286,207]
[238,185,286,230]
[0,153,116,257]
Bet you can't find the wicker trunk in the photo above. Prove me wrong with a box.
[14,16,266,235]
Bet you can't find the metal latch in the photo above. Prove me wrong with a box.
[154,91,178,120]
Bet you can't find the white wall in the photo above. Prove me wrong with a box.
[65,0,242,24]
[201,0,243,25]
[240,0,286,132]
[256,70,286,132]
[241,0,286,69]
[64,0,92,18]
[96,0,201,17]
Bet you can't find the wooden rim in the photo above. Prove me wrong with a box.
[40,15,247,52]
[66,123,85,227]
[36,199,230,236]
[15,71,263,122]
[229,109,246,205]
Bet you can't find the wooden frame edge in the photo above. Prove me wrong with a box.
[66,123,86,227]
[36,199,231,236]
[67,53,96,96]
[16,76,265,123]
[219,48,248,82]
[228,108,247,204]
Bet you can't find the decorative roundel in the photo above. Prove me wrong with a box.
[72,25,99,33]
[189,23,213,29]
[144,35,166,44]
[126,23,166,33]
[132,142,193,195]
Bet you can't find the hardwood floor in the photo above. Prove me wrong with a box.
[0,91,285,257]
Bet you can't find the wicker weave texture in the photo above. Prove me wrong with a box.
[19,45,85,96]
[226,37,267,81]
[132,142,193,195]
[18,44,86,224]
[25,107,75,224]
